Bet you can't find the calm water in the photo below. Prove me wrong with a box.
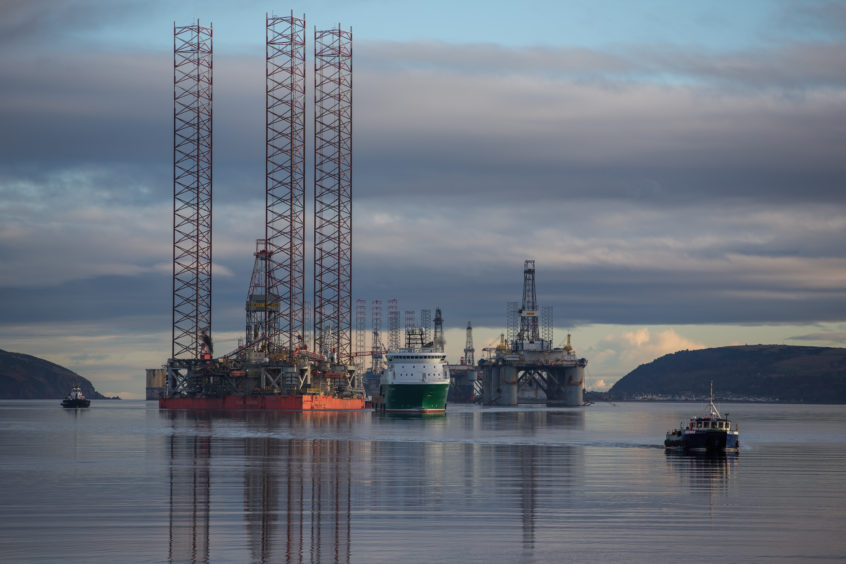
[1,400,845,563]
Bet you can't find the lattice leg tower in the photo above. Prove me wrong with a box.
[266,12,306,356]
[387,298,400,351]
[371,300,383,372]
[420,309,432,344]
[404,311,416,332]
[506,301,519,346]
[172,20,213,371]
[356,298,367,371]
[541,305,553,350]
[313,24,353,362]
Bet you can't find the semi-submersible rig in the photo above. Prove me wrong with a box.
[161,15,365,410]
[478,260,587,407]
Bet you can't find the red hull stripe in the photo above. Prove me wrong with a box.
[159,395,367,411]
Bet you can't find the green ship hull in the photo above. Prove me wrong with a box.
[381,383,449,413]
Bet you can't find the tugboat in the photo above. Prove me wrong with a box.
[61,384,91,408]
[665,382,739,453]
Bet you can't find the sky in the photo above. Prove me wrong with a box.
[1,0,845,398]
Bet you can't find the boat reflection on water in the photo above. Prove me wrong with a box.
[381,412,445,420]
[664,450,739,507]
[164,411,353,564]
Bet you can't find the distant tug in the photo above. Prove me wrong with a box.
[61,384,90,408]
[665,383,739,453]
[377,328,450,414]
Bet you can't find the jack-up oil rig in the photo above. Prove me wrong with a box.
[161,15,364,410]
[479,260,587,407]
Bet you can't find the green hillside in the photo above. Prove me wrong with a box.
[607,345,846,403]
[0,348,107,399]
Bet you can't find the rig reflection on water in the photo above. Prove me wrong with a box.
[162,408,586,563]
[166,411,354,564]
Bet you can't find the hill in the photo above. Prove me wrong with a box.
[0,348,109,399]
[607,345,846,403]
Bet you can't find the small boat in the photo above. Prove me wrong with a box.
[665,383,739,453]
[61,384,91,408]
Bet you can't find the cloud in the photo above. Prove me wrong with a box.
[354,58,846,207]
[582,327,705,388]
[789,332,846,344]
[0,0,149,45]
[784,1,846,39]
[358,38,846,89]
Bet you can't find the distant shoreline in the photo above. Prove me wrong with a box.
[584,393,844,405]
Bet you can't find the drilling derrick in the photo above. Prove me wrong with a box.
[433,308,445,352]
[172,20,213,363]
[464,321,475,366]
[447,319,477,403]
[266,13,306,355]
[246,239,274,347]
[519,259,540,345]
[313,24,353,362]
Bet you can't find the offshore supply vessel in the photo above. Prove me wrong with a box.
[375,328,450,414]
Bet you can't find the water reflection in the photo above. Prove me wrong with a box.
[664,451,738,514]
[243,436,352,563]
[520,444,537,549]
[165,411,353,564]
[168,418,210,564]
[479,408,585,435]
[160,408,586,563]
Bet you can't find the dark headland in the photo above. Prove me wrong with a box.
[0,348,115,399]
[592,345,846,404]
